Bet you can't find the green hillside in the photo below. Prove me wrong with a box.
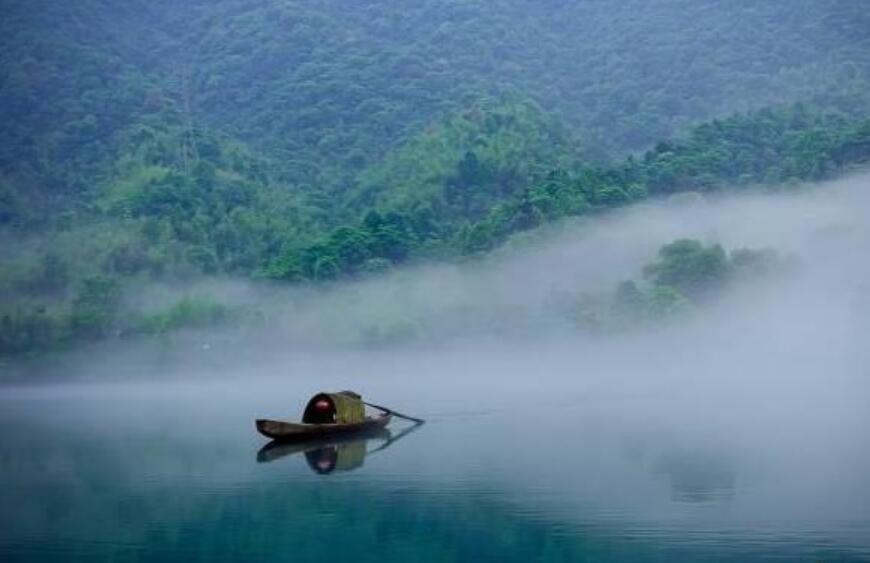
[2,0,870,359]
[3,0,869,200]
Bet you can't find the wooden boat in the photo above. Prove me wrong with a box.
[256,390,392,443]
[255,412,392,442]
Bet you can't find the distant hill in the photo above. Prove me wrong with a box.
[2,0,869,202]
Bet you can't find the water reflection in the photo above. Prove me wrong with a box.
[257,422,424,475]
[622,435,737,504]
[653,448,736,504]
[1,387,868,562]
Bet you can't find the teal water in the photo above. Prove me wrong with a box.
[1,378,868,562]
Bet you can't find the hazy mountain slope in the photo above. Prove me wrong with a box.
[0,0,188,222]
[3,0,869,198]
[2,0,870,360]
[180,0,870,184]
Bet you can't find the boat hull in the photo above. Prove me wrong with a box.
[255,414,392,442]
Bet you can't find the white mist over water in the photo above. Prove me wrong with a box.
[35,171,868,390]
[7,172,865,455]
[4,173,869,423]
[3,174,870,560]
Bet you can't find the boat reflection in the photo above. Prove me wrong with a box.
[257,422,424,475]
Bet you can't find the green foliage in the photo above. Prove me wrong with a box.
[461,106,870,253]
[69,275,122,338]
[260,208,427,281]
[596,240,793,331]
[645,286,694,319]
[586,278,693,331]
[0,306,70,358]
[351,98,574,217]
[134,0,870,177]
[637,106,870,193]
[1,102,867,358]
[129,295,228,335]
[643,240,730,301]
[4,0,870,226]
[3,0,870,358]
[610,281,648,324]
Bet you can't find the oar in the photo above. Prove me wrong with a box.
[363,401,426,424]
[367,422,425,455]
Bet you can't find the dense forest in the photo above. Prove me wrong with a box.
[2,0,870,359]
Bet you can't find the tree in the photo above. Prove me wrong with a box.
[329,227,373,274]
[646,285,692,318]
[643,239,730,300]
[611,280,647,322]
[70,275,121,338]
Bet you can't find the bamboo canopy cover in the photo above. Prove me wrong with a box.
[302,391,366,425]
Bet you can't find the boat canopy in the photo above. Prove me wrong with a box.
[302,391,366,425]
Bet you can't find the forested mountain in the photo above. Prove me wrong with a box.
[4,0,869,200]
[2,0,870,358]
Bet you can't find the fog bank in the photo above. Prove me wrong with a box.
[5,174,867,412]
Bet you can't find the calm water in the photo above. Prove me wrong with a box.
[1,374,868,563]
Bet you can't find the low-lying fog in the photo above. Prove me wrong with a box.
[34,170,865,386]
[3,174,869,558]
[7,173,870,431]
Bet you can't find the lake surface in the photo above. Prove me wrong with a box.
[1,370,868,563]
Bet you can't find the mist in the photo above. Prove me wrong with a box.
[4,174,869,563]
[27,171,860,378]
[7,172,863,444]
